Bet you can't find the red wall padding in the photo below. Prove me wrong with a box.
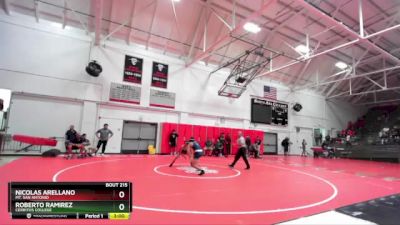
[161,123,265,154]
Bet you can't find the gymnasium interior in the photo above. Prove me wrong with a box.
[0,0,400,224]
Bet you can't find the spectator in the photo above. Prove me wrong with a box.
[80,133,96,157]
[65,125,77,148]
[214,139,224,157]
[169,129,179,155]
[254,136,262,159]
[301,139,307,157]
[346,133,351,147]
[96,123,113,156]
[225,133,231,155]
[219,133,227,157]
[65,133,86,159]
[204,138,214,156]
[281,137,290,156]
[245,135,251,150]
[325,135,331,143]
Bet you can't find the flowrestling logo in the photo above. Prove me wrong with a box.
[176,166,218,174]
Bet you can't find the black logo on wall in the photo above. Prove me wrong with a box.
[123,55,143,84]
[151,62,168,89]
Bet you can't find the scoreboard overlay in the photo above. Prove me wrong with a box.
[8,182,132,220]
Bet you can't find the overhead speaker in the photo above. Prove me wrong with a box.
[235,77,246,83]
[293,103,302,112]
[85,60,102,77]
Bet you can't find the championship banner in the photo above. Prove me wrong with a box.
[109,82,141,105]
[151,62,168,88]
[149,89,175,109]
[123,55,143,84]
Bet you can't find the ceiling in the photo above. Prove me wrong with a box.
[2,0,400,106]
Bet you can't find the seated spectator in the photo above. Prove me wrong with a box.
[65,125,77,148]
[249,144,262,159]
[80,134,97,157]
[253,136,262,159]
[65,133,87,159]
[214,139,224,157]
[203,138,214,156]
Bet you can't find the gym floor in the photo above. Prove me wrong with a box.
[1,155,400,224]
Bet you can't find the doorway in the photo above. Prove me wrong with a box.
[295,127,313,155]
[121,121,158,154]
[263,132,277,155]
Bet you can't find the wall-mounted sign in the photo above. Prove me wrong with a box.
[251,98,288,126]
[123,55,143,84]
[109,82,141,104]
[151,62,168,88]
[149,89,175,109]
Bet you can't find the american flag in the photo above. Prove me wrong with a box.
[264,85,277,100]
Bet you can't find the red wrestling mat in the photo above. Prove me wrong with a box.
[1,155,400,224]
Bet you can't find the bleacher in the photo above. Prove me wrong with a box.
[340,106,400,162]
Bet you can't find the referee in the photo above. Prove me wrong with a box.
[229,131,250,170]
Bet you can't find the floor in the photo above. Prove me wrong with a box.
[1,154,400,224]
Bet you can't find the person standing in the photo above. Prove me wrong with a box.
[301,139,307,157]
[169,129,179,155]
[229,131,250,170]
[345,133,351,147]
[282,137,290,156]
[225,133,231,155]
[96,123,113,155]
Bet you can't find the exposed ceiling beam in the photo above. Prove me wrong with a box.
[357,97,400,106]
[311,65,400,89]
[34,0,39,23]
[93,0,103,46]
[145,1,158,50]
[364,76,385,89]
[328,86,400,99]
[65,0,89,34]
[328,12,400,98]
[1,0,11,15]
[186,6,206,62]
[205,8,231,65]
[255,2,400,81]
[186,0,277,67]
[62,0,67,29]
[164,0,185,55]
[296,0,400,65]
[125,0,136,45]
[125,1,157,45]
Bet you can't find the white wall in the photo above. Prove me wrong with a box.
[0,88,11,111]
[7,94,83,150]
[0,12,367,154]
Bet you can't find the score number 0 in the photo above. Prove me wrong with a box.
[118,191,126,211]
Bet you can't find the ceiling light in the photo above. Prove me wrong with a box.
[243,22,261,33]
[335,61,348,70]
[172,0,180,2]
[295,44,309,54]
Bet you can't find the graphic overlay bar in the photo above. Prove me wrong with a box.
[8,182,132,220]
